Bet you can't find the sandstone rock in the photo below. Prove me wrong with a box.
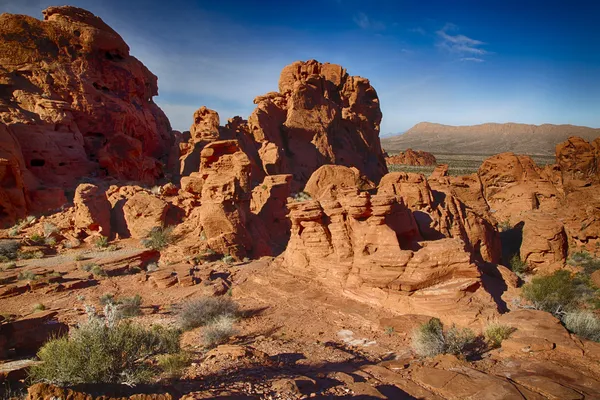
[478,153,560,223]
[0,124,29,228]
[283,188,500,324]
[520,212,567,272]
[556,136,600,188]
[0,6,172,218]
[386,149,437,166]
[73,183,111,237]
[304,165,374,200]
[122,192,168,239]
[0,311,67,359]
[429,164,449,180]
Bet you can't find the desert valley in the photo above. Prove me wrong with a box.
[1,5,600,400]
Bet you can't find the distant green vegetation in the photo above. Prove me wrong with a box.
[386,153,556,177]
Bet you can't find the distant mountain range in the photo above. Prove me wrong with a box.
[381,122,600,156]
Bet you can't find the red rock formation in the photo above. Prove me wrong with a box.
[556,136,600,189]
[304,165,374,200]
[179,60,387,191]
[122,192,169,239]
[0,6,172,225]
[385,149,437,166]
[282,189,500,324]
[520,212,568,272]
[73,183,111,237]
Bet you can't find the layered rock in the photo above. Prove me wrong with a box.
[385,149,437,166]
[556,136,600,189]
[282,190,500,324]
[179,60,387,192]
[73,183,111,237]
[0,6,172,225]
[520,212,568,272]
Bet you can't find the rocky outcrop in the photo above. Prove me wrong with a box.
[304,165,374,200]
[520,212,568,272]
[477,153,561,223]
[0,6,172,224]
[282,172,502,324]
[122,192,168,239]
[556,136,600,189]
[179,60,387,192]
[73,183,111,237]
[385,149,437,166]
[0,311,67,360]
[0,124,28,227]
[27,383,172,400]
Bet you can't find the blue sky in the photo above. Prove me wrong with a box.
[2,0,599,135]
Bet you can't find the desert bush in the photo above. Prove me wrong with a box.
[74,254,85,261]
[82,263,107,277]
[411,318,477,358]
[147,262,159,272]
[0,240,19,261]
[150,186,162,195]
[3,262,17,270]
[484,323,514,347]
[43,222,58,238]
[18,250,44,260]
[118,295,143,318]
[563,311,600,342]
[32,303,46,313]
[99,293,115,306]
[497,218,512,232]
[521,270,580,315]
[567,251,600,276]
[143,226,173,251]
[29,307,182,385]
[44,237,57,246]
[156,352,190,378]
[17,270,37,281]
[384,326,395,335]
[291,191,312,202]
[95,236,109,249]
[30,233,44,244]
[202,315,238,348]
[8,227,18,237]
[509,255,528,274]
[179,296,239,331]
[221,254,234,265]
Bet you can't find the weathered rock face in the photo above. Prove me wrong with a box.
[73,183,111,237]
[385,149,437,166]
[282,172,501,324]
[27,383,172,400]
[0,6,172,225]
[0,311,67,360]
[0,124,29,227]
[304,165,374,200]
[478,153,560,223]
[520,212,568,272]
[556,136,600,189]
[122,192,168,239]
[378,172,501,263]
[179,60,387,191]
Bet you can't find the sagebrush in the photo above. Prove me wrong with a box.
[179,296,239,331]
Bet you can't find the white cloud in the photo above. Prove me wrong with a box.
[460,57,484,62]
[436,23,488,59]
[353,12,385,30]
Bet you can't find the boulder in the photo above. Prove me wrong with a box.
[122,192,168,239]
[520,212,567,272]
[556,136,600,188]
[304,165,374,200]
[73,183,111,237]
[386,149,437,166]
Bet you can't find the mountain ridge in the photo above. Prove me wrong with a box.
[381,122,600,155]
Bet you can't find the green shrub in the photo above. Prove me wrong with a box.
[384,326,395,335]
[32,303,46,312]
[484,323,514,347]
[95,236,109,249]
[157,352,190,378]
[43,222,58,237]
[411,318,477,358]
[8,227,18,237]
[143,226,173,251]
[74,254,85,261]
[30,233,44,244]
[118,295,143,318]
[521,270,579,315]
[99,293,115,306]
[179,296,239,331]
[18,250,44,260]
[44,237,57,246]
[17,270,37,281]
[567,251,600,276]
[563,311,600,342]
[497,218,512,232]
[221,254,234,265]
[4,262,17,270]
[291,191,312,202]
[509,255,528,274]
[202,315,238,348]
[29,312,181,385]
[82,263,107,277]
[0,240,19,261]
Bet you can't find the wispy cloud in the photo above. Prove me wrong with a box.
[461,57,484,62]
[409,27,426,35]
[353,12,385,30]
[436,23,488,58]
